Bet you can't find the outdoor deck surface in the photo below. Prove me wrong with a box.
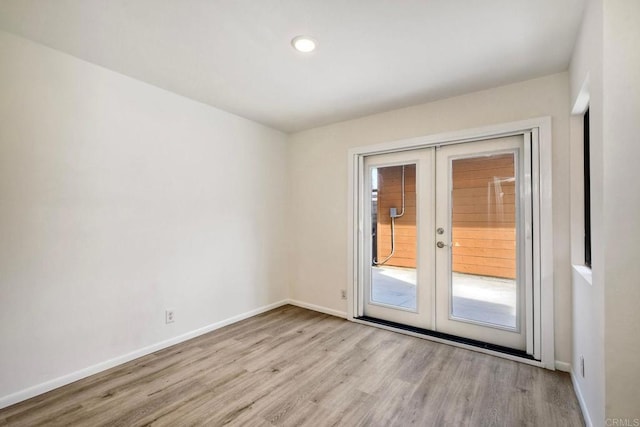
[371,266,516,328]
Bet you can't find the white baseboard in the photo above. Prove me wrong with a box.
[571,370,593,427]
[287,299,347,319]
[555,361,571,372]
[0,299,289,410]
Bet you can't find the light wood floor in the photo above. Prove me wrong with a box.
[0,305,584,426]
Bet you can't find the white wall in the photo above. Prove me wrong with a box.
[571,0,640,423]
[0,31,288,405]
[288,73,573,365]
[602,0,640,420]
[568,0,606,424]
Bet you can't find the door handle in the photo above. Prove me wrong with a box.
[436,241,447,248]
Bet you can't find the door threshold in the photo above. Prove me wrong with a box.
[356,316,536,361]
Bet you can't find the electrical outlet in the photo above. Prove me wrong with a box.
[579,355,585,377]
[165,309,175,324]
[340,290,347,300]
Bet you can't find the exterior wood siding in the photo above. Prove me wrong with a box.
[451,154,516,279]
[376,165,417,268]
[375,155,516,279]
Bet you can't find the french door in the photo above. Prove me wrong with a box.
[361,135,532,352]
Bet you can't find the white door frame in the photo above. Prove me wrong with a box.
[347,117,555,369]
[362,150,435,329]
[433,136,529,351]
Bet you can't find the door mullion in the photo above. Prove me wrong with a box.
[523,132,535,355]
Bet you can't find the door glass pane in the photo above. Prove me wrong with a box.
[450,153,517,329]
[370,164,417,310]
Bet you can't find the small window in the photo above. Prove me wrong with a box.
[584,108,591,268]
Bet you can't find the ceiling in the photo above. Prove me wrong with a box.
[0,0,585,133]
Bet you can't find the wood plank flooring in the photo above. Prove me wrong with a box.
[0,305,584,426]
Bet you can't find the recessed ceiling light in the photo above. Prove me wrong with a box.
[291,36,317,53]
